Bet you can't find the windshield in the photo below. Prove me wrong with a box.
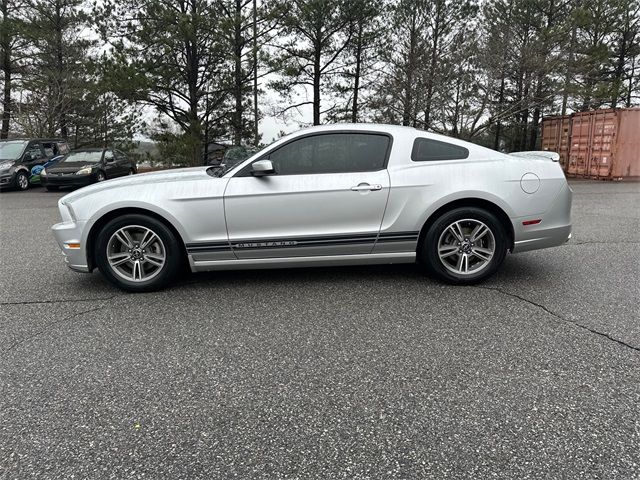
[59,151,103,164]
[0,141,28,161]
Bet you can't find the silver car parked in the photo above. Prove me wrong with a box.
[52,124,572,292]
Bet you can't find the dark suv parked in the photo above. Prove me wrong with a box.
[0,138,70,191]
[41,148,137,191]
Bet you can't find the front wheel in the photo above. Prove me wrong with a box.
[15,171,29,191]
[95,214,183,292]
[96,171,106,182]
[421,207,508,285]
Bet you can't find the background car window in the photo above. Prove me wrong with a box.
[268,133,389,175]
[24,144,44,161]
[56,142,70,155]
[411,138,469,162]
[42,142,61,157]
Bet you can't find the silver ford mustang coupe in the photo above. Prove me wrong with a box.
[52,124,572,292]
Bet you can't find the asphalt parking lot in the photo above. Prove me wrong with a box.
[1,180,639,479]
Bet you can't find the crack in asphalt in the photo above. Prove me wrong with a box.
[1,296,121,306]
[1,295,120,357]
[476,286,640,354]
[571,241,639,245]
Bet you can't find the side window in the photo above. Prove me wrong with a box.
[268,133,390,175]
[115,150,127,161]
[104,150,114,162]
[24,143,44,161]
[42,142,55,157]
[411,138,469,162]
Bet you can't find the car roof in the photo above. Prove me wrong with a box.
[67,148,107,152]
[0,138,67,142]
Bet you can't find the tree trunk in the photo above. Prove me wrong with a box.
[351,23,363,123]
[1,47,10,139]
[610,29,629,109]
[424,3,441,130]
[232,0,243,146]
[626,55,636,108]
[402,11,417,126]
[493,76,506,150]
[561,25,576,116]
[1,0,11,139]
[252,0,259,146]
[313,43,321,125]
[529,77,543,150]
[55,0,67,138]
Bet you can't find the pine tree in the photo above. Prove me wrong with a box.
[97,0,231,165]
[269,0,353,125]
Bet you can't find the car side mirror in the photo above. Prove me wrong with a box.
[251,159,275,177]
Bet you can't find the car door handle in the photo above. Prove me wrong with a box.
[351,183,382,191]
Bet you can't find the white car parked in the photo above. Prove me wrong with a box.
[52,124,572,292]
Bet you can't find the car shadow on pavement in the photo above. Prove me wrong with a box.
[178,252,554,291]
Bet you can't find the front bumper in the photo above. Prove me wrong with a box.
[0,170,17,188]
[52,219,91,272]
[42,173,97,188]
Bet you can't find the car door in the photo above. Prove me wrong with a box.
[102,150,120,178]
[22,142,46,173]
[223,132,392,259]
[114,150,130,176]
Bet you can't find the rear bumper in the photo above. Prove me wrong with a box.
[51,220,91,272]
[512,224,572,253]
[512,181,573,253]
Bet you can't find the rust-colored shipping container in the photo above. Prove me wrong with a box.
[541,107,640,180]
[541,115,571,170]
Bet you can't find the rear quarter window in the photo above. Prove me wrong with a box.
[56,142,70,155]
[411,138,469,162]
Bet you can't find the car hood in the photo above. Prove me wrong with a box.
[48,162,98,173]
[60,166,217,203]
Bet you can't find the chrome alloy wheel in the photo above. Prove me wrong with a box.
[106,225,166,282]
[437,219,495,275]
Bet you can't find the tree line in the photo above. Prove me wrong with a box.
[1,0,639,165]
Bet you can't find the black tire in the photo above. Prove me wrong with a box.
[15,170,29,191]
[95,214,183,292]
[96,170,106,182]
[45,185,59,191]
[128,168,135,175]
[421,207,508,285]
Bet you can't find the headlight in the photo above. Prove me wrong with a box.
[0,161,14,172]
[40,168,47,176]
[75,167,92,175]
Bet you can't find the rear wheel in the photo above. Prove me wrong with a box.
[15,171,29,191]
[421,207,508,285]
[95,214,183,292]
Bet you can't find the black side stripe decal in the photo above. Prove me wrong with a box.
[186,232,419,253]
